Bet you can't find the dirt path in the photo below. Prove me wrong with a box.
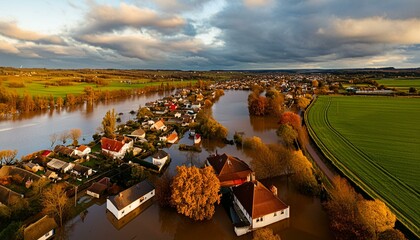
[305,141,336,182]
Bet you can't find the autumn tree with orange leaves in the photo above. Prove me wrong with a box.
[171,166,221,221]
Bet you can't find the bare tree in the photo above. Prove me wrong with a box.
[59,131,70,145]
[69,128,82,146]
[0,149,18,165]
[49,133,58,149]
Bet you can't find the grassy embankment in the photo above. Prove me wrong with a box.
[306,95,420,237]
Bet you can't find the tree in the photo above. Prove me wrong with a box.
[49,133,58,149]
[56,97,64,109]
[43,184,69,226]
[246,137,291,179]
[297,97,311,110]
[276,124,298,148]
[408,87,417,94]
[196,108,227,139]
[253,227,281,240]
[137,107,153,119]
[312,80,319,87]
[171,166,221,221]
[378,229,406,240]
[357,199,396,234]
[155,172,173,208]
[324,177,374,240]
[289,150,319,195]
[279,111,301,131]
[69,128,82,146]
[102,109,117,139]
[0,150,17,165]
[59,131,70,145]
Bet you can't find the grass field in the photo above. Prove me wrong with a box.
[376,78,420,92]
[306,95,420,237]
[0,75,197,98]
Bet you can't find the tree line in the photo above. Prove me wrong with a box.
[0,82,189,117]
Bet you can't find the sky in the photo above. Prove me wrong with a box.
[0,0,419,70]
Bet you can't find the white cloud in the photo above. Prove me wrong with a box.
[243,0,273,8]
[0,21,65,44]
[319,17,420,44]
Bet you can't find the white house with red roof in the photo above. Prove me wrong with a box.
[74,145,91,157]
[101,137,133,159]
[231,180,290,236]
[150,119,167,131]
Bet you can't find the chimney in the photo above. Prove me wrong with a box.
[270,185,278,196]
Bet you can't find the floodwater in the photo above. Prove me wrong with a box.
[0,92,169,158]
[1,90,333,239]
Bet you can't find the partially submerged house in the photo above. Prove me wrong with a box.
[231,181,290,236]
[87,177,111,198]
[206,153,254,187]
[24,215,57,240]
[107,180,155,220]
[152,150,169,168]
[101,137,133,159]
[166,131,178,144]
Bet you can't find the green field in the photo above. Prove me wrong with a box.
[376,78,420,92]
[306,95,420,237]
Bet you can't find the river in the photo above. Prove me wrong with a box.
[0,90,333,239]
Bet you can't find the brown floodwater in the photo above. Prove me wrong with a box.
[1,90,333,239]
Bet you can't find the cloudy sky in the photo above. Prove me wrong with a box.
[0,0,419,70]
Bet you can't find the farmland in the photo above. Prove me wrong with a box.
[306,95,420,237]
[376,78,420,92]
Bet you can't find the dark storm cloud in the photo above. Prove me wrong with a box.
[202,0,420,68]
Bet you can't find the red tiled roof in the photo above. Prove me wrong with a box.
[153,120,165,129]
[101,137,124,152]
[76,145,88,152]
[167,131,178,142]
[232,181,288,219]
[207,153,252,180]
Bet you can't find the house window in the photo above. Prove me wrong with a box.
[256,219,259,222]
[260,217,263,222]
[281,210,284,214]
[274,212,277,217]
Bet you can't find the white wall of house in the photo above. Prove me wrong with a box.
[102,141,133,159]
[74,148,91,157]
[153,156,168,166]
[87,190,100,199]
[233,195,252,224]
[107,189,155,220]
[252,206,290,229]
[39,229,54,240]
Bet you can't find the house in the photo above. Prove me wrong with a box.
[23,162,44,173]
[46,159,73,173]
[191,102,201,109]
[101,137,133,159]
[194,133,201,144]
[130,128,146,139]
[174,112,182,118]
[24,215,57,240]
[107,180,155,220]
[182,114,194,127]
[44,170,58,180]
[152,150,169,167]
[71,164,93,178]
[73,145,91,157]
[54,145,75,157]
[166,131,178,144]
[231,181,290,236]
[40,150,52,158]
[206,153,254,187]
[87,177,111,198]
[150,120,167,131]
